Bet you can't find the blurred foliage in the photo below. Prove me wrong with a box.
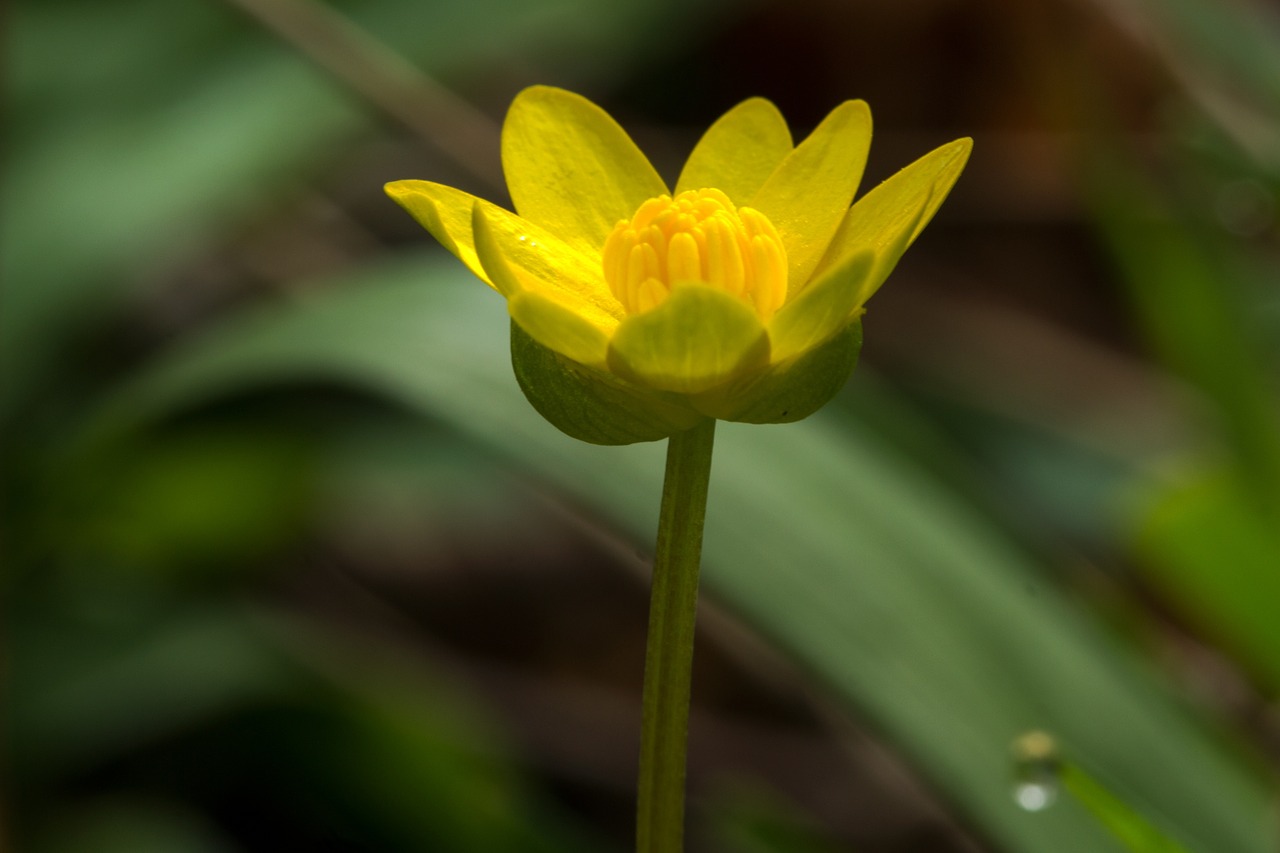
[705,784,845,853]
[4,0,1279,851]
[1060,763,1193,853]
[1080,0,1280,698]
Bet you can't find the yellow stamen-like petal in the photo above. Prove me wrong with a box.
[602,189,787,322]
[667,232,702,282]
[704,217,745,296]
[636,279,666,315]
[748,235,787,318]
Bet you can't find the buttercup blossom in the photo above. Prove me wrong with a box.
[386,86,970,444]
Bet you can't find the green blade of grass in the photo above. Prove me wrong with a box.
[1061,763,1195,853]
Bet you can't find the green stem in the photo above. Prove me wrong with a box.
[636,417,717,853]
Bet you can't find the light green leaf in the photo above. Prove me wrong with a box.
[1135,470,1280,688]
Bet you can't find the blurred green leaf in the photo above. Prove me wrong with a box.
[1,0,732,417]
[1090,157,1280,510]
[7,596,294,783]
[3,0,358,413]
[245,656,597,852]
[72,428,316,575]
[9,586,597,851]
[1089,136,1280,697]
[84,254,1274,853]
[1135,470,1280,688]
[855,378,1143,548]
[1147,0,1280,113]
[707,783,844,853]
[30,798,237,853]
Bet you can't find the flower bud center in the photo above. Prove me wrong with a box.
[602,188,787,320]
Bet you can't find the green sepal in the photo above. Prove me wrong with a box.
[510,322,703,445]
[606,284,769,395]
[693,320,862,423]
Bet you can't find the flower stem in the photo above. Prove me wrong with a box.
[636,417,716,853]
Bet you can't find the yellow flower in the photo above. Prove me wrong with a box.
[386,86,970,444]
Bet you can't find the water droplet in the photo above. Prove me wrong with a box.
[1011,730,1061,813]
[1013,779,1056,812]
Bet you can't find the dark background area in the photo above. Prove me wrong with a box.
[5,0,1279,850]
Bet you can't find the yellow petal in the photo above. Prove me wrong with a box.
[674,98,793,203]
[472,206,623,327]
[768,249,874,361]
[507,290,610,369]
[814,137,972,306]
[502,86,667,257]
[749,100,872,296]
[607,285,769,394]
[384,180,499,288]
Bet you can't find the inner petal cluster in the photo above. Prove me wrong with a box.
[601,188,788,321]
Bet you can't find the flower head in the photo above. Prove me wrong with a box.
[386,86,970,444]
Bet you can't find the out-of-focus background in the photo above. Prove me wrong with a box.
[5,0,1279,850]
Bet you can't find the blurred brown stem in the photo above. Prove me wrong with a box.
[222,0,503,189]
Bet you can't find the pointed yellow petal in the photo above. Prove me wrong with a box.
[768,249,873,361]
[384,180,499,288]
[847,191,930,310]
[508,290,610,368]
[675,98,793,202]
[502,86,667,257]
[472,206,623,327]
[469,203,522,297]
[607,285,769,394]
[814,137,972,305]
[749,100,872,296]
